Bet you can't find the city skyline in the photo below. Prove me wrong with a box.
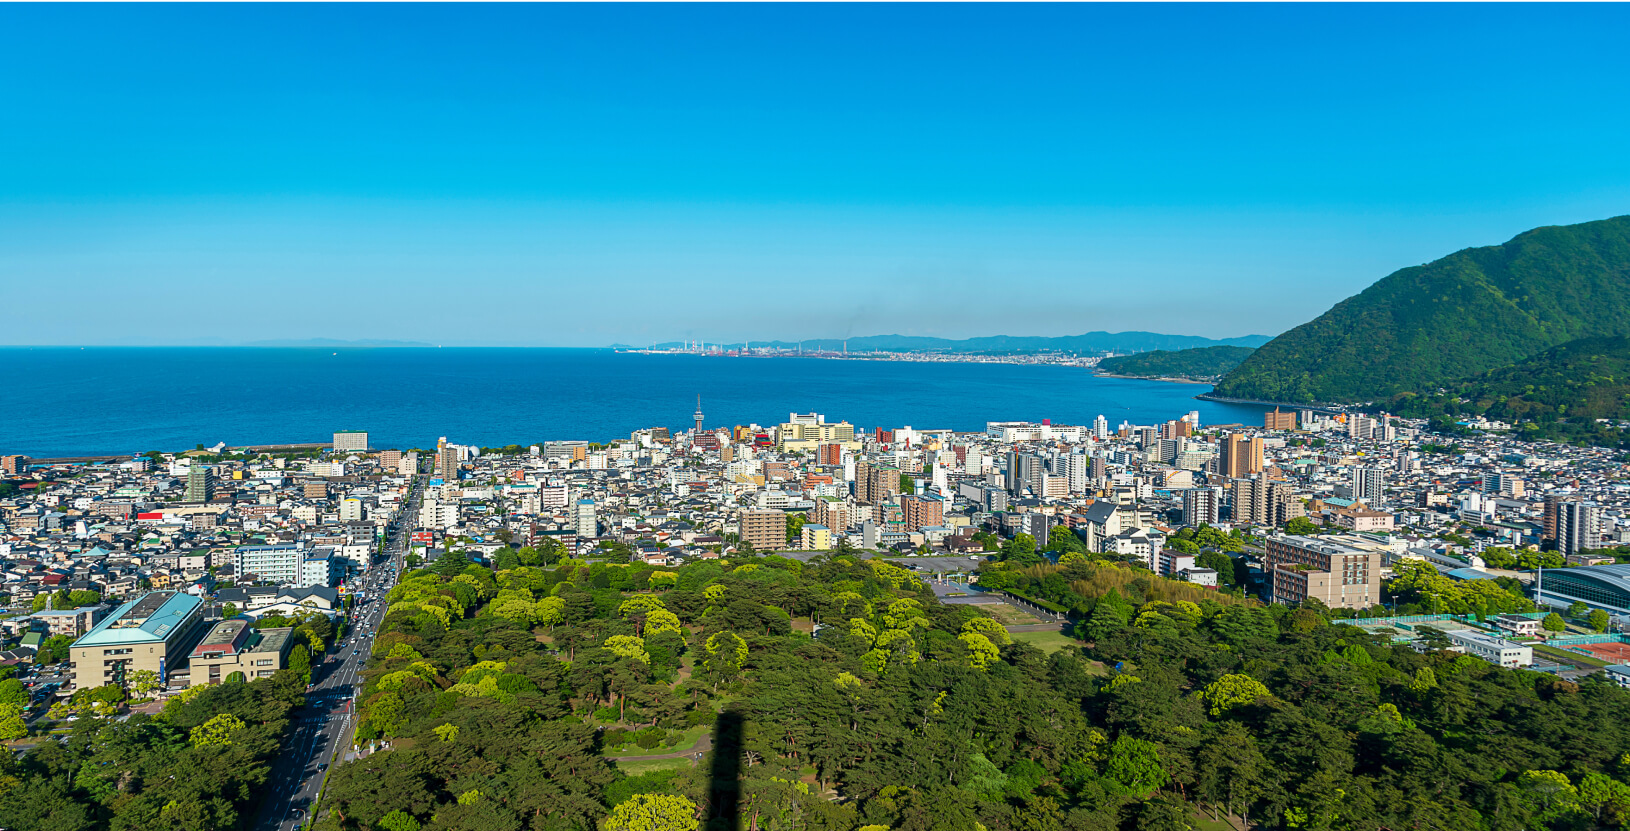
[5,4,1630,346]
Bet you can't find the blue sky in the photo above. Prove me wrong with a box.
[4,3,1630,346]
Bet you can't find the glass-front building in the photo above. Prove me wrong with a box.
[1535,564,1630,615]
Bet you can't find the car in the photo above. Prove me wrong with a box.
[318,762,328,772]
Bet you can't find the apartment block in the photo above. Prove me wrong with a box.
[740,509,786,551]
[1262,533,1382,609]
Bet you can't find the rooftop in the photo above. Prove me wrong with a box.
[73,590,201,647]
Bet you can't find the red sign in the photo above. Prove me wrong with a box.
[411,531,434,543]
[136,512,165,521]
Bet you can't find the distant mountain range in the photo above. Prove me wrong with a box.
[1211,215,1630,404]
[633,331,1274,354]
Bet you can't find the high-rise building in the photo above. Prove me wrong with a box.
[1182,487,1221,526]
[399,451,420,475]
[1351,466,1386,506]
[574,499,598,538]
[901,494,945,533]
[0,455,26,476]
[817,443,844,466]
[1264,408,1297,431]
[1557,501,1602,556]
[436,447,460,481]
[185,464,214,503]
[333,431,369,452]
[1543,493,1562,542]
[1092,415,1109,440]
[1231,474,1300,526]
[1221,433,1263,479]
[740,509,786,551]
[694,395,705,436]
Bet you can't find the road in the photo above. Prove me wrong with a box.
[254,475,423,831]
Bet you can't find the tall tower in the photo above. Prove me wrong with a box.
[694,395,705,436]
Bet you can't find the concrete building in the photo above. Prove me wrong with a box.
[184,464,214,503]
[901,494,945,533]
[32,605,108,638]
[1263,408,1297,431]
[1557,501,1603,556]
[69,591,209,691]
[1534,564,1630,615]
[1221,433,1264,479]
[741,509,787,551]
[234,544,306,585]
[1182,487,1220,526]
[1446,629,1532,668]
[1351,466,1386,506]
[800,523,832,551]
[339,497,365,522]
[333,431,369,452]
[574,499,598,538]
[1262,533,1382,609]
[182,618,294,685]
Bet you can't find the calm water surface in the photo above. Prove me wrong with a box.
[0,348,1270,456]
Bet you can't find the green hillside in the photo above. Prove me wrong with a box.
[1096,345,1254,381]
[1212,215,1630,403]
[1389,336,1630,446]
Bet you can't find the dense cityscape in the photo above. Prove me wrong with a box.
[4,400,1630,830]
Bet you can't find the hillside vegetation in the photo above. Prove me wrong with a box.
[1212,215,1630,403]
[1389,335,1630,446]
[1096,345,1255,381]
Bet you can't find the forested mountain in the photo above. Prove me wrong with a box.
[1096,346,1255,381]
[644,332,1273,354]
[1389,335,1630,446]
[1212,215,1630,403]
[307,547,1630,831]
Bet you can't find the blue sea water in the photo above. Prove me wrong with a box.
[0,348,1270,457]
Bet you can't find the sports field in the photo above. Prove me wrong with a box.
[1569,641,1630,663]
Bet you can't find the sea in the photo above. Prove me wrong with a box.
[0,348,1272,458]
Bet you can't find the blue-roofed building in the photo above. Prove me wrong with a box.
[69,590,208,692]
[1535,564,1630,616]
[1446,567,1499,581]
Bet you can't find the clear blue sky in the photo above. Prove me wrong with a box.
[4,3,1630,346]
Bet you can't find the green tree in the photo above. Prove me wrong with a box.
[604,793,699,831]
[222,602,239,619]
[1285,516,1319,535]
[1588,608,1610,633]
[288,643,312,683]
[0,702,27,741]
[1517,769,1578,821]
[1104,735,1169,796]
[378,810,423,831]
[1542,612,1567,633]
[1001,533,1041,565]
[1199,673,1272,716]
[29,593,48,613]
[127,669,162,697]
[0,679,28,709]
[1567,600,1590,619]
[190,712,248,748]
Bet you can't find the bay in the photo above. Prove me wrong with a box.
[0,347,1271,457]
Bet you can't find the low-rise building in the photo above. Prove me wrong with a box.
[1446,629,1532,668]
[68,590,209,691]
[181,618,294,685]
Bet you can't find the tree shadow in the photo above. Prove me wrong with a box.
[706,710,743,831]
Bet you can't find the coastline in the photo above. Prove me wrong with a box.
[1093,371,1215,386]
[1194,391,1343,412]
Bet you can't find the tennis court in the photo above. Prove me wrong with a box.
[1569,641,1630,663]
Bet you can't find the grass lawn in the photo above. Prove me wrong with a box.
[1190,810,1245,831]
[1534,644,1609,668]
[613,757,694,776]
[1008,629,1078,654]
[985,605,1043,626]
[604,724,711,759]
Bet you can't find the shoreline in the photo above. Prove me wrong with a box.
[1194,392,1343,412]
[1092,371,1216,386]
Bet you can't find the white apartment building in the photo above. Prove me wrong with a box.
[333,431,369,452]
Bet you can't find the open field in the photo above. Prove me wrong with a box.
[1009,629,1080,655]
[1533,644,1609,669]
[985,605,1044,626]
[612,757,694,776]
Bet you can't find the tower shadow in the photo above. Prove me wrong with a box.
[707,710,743,831]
